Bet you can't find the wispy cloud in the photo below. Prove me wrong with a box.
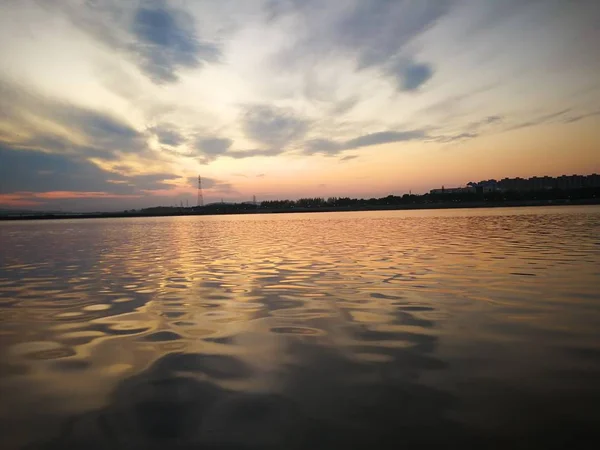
[151,125,185,146]
[505,108,572,132]
[196,137,233,157]
[194,137,283,163]
[0,78,149,161]
[270,0,449,92]
[336,0,451,69]
[562,110,600,124]
[228,148,282,159]
[466,115,503,131]
[0,143,176,195]
[416,84,501,119]
[434,132,479,144]
[346,130,426,149]
[131,2,219,82]
[242,104,310,149]
[51,0,220,83]
[306,129,427,155]
[187,175,235,194]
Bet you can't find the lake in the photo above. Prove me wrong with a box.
[1,206,599,449]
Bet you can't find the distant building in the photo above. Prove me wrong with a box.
[588,173,600,187]
[491,174,596,192]
[430,186,475,195]
[556,174,585,190]
[432,174,598,195]
[473,180,499,193]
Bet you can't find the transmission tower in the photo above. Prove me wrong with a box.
[197,175,204,207]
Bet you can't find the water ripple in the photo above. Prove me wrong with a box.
[0,206,599,448]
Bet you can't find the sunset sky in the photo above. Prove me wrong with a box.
[1,0,599,211]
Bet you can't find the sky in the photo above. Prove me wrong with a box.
[0,0,599,211]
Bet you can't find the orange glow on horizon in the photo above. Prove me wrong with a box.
[34,191,142,200]
[0,194,43,207]
[0,191,143,208]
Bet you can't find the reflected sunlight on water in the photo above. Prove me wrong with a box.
[1,206,600,449]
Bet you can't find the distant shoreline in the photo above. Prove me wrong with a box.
[1,198,598,221]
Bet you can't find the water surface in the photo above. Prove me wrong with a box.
[1,206,600,449]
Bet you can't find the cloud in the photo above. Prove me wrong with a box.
[469,115,503,129]
[484,115,502,124]
[505,108,572,132]
[306,129,427,155]
[457,0,544,37]
[346,130,427,149]
[0,143,177,195]
[339,155,358,162]
[0,144,109,193]
[270,0,449,92]
[61,108,144,156]
[152,125,185,146]
[305,139,343,154]
[0,191,145,210]
[228,148,283,159]
[562,110,600,124]
[193,137,283,162]
[70,109,139,141]
[242,105,310,149]
[53,0,220,83]
[422,116,503,144]
[500,107,600,132]
[389,60,434,92]
[187,176,235,193]
[0,78,148,161]
[131,3,220,83]
[434,132,479,143]
[336,0,452,69]
[265,0,317,21]
[131,173,179,191]
[0,193,44,208]
[435,106,592,143]
[0,77,174,200]
[330,96,359,115]
[196,137,233,156]
[445,115,503,138]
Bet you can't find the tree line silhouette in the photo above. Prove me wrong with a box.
[3,186,597,221]
[259,187,600,209]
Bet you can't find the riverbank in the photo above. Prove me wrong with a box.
[1,197,598,221]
